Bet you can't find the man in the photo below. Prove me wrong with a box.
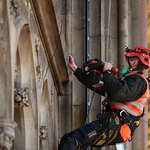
[58,46,150,150]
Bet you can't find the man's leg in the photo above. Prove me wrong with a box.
[58,119,104,150]
[58,132,78,150]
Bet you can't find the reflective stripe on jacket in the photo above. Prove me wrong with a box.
[110,73,149,116]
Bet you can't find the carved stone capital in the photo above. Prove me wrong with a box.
[0,118,17,150]
[14,88,30,107]
[40,126,47,140]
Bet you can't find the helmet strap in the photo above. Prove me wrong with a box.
[127,58,133,73]
[122,57,142,77]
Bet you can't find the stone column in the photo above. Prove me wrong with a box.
[0,0,12,118]
[118,0,129,76]
[131,0,148,150]
[72,0,86,129]
[0,1,17,149]
[58,0,73,141]
[89,0,101,122]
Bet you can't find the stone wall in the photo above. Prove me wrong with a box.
[0,0,68,149]
[0,0,149,150]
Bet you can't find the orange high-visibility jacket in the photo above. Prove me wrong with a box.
[110,73,149,116]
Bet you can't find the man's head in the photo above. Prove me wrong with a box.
[121,46,150,77]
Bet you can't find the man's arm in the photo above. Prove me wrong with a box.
[68,55,78,72]
[102,71,147,102]
[68,55,105,95]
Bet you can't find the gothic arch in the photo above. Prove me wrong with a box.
[40,80,51,149]
[14,24,38,150]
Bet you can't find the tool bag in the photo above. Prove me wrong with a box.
[92,111,122,147]
[92,109,141,147]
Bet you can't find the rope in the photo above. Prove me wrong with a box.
[85,0,112,125]
[85,89,96,125]
[106,0,112,62]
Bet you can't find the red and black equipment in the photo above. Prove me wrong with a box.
[81,58,118,88]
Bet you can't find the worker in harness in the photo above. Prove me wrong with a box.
[58,46,150,150]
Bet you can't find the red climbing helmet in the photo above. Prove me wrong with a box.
[124,46,150,69]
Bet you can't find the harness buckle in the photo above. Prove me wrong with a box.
[120,110,129,118]
[120,110,133,123]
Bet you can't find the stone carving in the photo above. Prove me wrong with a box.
[0,118,17,150]
[9,0,21,28]
[35,37,41,54]
[36,65,42,83]
[24,0,30,13]
[14,87,30,107]
[0,1,5,50]
[40,126,47,140]
[35,37,42,84]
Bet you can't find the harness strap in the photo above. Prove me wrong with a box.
[113,109,142,122]
[104,109,142,144]
[104,110,122,144]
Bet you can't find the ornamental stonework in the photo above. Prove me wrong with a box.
[0,118,17,150]
[14,87,30,107]
[36,65,43,84]
[40,126,47,140]
[35,36,43,84]
[9,0,21,28]
[35,36,41,54]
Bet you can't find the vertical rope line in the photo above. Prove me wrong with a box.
[86,0,90,127]
[85,89,96,125]
[106,0,111,61]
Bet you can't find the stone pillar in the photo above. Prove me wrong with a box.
[107,0,118,67]
[0,0,12,118]
[118,0,129,76]
[0,1,17,149]
[64,0,73,133]
[58,0,73,141]
[131,1,148,150]
[58,0,67,140]
[72,0,86,129]
[89,0,101,121]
